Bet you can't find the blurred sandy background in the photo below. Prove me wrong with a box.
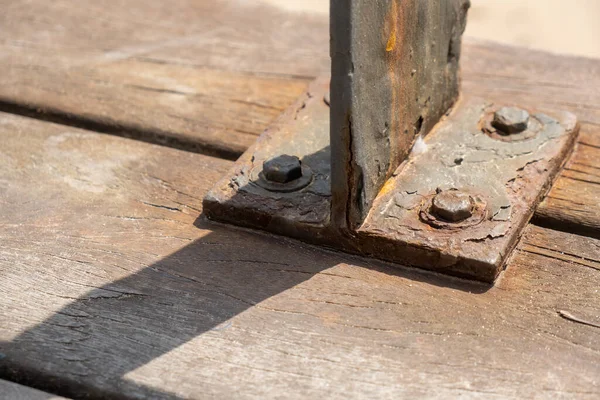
[263,0,600,58]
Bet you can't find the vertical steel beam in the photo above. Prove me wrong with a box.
[330,0,471,231]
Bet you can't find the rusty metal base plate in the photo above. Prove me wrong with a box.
[204,78,579,283]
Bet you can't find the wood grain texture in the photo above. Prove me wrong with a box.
[534,130,600,238]
[0,0,327,159]
[1,0,599,235]
[0,380,67,400]
[0,113,598,399]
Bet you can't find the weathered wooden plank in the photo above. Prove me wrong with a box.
[0,61,309,160]
[330,0,470,227]
[0,112,232,399]
[0,0,327,159]
[0,113,598,398]
[535,128,600,238]
[0,380,67,400]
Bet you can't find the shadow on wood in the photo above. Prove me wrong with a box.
[0,214,491,399]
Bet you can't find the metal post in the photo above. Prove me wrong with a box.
[330,0,471,231]
[205,0,579,282]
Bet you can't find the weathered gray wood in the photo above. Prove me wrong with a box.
[0,113,598,399]
[535,129,600,238]
[330,0,470,228]
[0,380,67,400]
[0,0,326,159]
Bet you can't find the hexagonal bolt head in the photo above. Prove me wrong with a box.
[263,155,303,183]
[492,107,530,134]
[431,191,474,222]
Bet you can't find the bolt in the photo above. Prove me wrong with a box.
[492,107,530,134]
[263,155,303,183]
[431,190,474,222]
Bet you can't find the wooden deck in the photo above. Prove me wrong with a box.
[0,1,598,398]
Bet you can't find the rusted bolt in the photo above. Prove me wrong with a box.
[263,155,303,183]
[492,107,530,134]
[431,190,474,222]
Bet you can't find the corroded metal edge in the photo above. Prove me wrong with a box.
[359,97,580,282]
[203,80,579,283]
[203,78,334,243]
